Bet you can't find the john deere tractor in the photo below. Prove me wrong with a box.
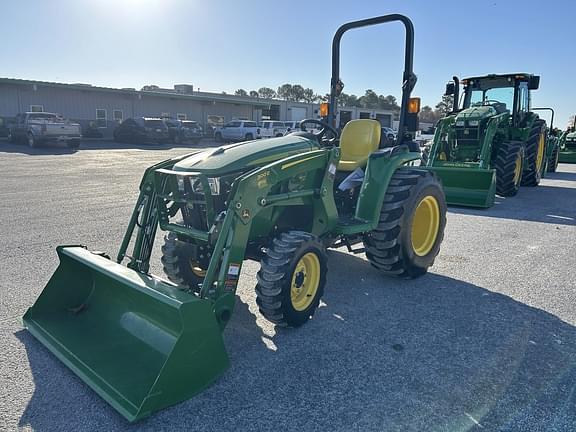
[23,14,446,422]
[559,121,576,163]
[422,74,549,207]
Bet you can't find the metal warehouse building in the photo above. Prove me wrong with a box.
[0,78,395,137]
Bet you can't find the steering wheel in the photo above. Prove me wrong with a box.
[298,119,338,145]
[472,99,501,107]
[483,99,502,106]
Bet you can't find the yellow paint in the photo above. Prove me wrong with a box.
[535,132,545,173]
[281,155,321,170]
[411,195,440,256]
[290,252,320,311]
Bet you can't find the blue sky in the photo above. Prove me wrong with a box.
[1,0,575,126]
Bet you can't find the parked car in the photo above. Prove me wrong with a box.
[8,112,81,148]
[259,120,287,138]
[283,121,301,135]
[82,121,104,138]
[214,120,259,142]
[166,119,203,145]
[180,120,203,144]
[113,117,170,144]
[379,126,397,147]
[382,127,397,140]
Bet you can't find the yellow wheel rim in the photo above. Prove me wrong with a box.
[438,152,447,161]
[535,132,545,173]
[290,252,321,311]
[189,260,206,278]
[513,153,522,185]
[411,196,440,257]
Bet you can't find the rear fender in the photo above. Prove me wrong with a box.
[355,151,421,226]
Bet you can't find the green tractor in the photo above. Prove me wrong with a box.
[559,120,576,163]
[23,14,447,422]
[422,74,549,207]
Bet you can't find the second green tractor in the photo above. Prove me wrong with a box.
[422,74,551,207]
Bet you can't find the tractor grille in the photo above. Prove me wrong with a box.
[455,127,479,141]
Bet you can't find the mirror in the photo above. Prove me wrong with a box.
[444,82,455,96]
[529,75,540,90]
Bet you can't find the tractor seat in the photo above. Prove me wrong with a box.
[338,119,381,171]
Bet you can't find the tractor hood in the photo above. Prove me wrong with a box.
[173,135,320,175]
[456,105,498,122]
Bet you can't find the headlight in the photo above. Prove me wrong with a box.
[455,120,465,127]
[468,120,479,127]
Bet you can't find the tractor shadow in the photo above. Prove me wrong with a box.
[448,183,576,226]
[17,251,576,431]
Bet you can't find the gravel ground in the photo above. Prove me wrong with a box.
[0,139,575,431]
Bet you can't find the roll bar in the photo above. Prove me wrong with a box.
[328,14,417,145]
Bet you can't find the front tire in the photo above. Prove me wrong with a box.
[245,133,254,141]
[27,133,37,148]
[363,168,446,278]
[521,120,546,186]
[256,231,327,327]
[214,132,222,143]
[495,140,524,197]
[161,231,205,292]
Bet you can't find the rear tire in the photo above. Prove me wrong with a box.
[256,231,327,327]
[494,140,524,197]
[161,231,205,292]
[521,119,546,186]
[27,133,37,148]
[215,132,222,143]
[548,145,559,173]
[363,168,446,278]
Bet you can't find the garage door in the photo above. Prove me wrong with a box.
[290,107,307,121]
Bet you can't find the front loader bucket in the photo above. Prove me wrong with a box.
[23,246,228,422]
[425,166,496,208]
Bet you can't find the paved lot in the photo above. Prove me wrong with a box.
[1,139,575,431]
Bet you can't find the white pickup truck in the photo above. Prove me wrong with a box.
[8,112,82,148]
[214,120,259,143]
[258,121,287,138]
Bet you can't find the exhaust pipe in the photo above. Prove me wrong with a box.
[452,76,460,113]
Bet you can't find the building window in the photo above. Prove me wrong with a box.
[176,113,187,120]
[161,112,171,118]
[113,110,123,123]
[30,105,44,113]
[96,109,107,128]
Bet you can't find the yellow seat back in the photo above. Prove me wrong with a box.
[337,119,381,171]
